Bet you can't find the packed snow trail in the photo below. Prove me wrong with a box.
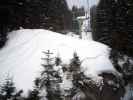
[81,19,92,40]
[0,29,115,93]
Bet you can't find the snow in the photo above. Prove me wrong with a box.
[77,16,86,20]
[53,65,63,77]
[66,32,80,39]
[0,29,115,93]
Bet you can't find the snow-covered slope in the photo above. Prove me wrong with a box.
[0,29,115,93]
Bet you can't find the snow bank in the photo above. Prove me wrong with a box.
[0,29,115,93]
[66,32,80,39]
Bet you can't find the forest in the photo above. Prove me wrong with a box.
[0,0,133,100]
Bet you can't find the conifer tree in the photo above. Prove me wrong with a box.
[37,50,62,100]
[70,52,81,73]
[110,49,133,86]
[94,0,116,45]
[0,78,16,100]
[0,77,23,100]
[55,56,62,66]
[93,0,133,56]
[0,0,73,48]
[111,0,133,56]
[26,78,40,100]
[69,52,83,95]
[90,5,97,38]
[0,0,72,34]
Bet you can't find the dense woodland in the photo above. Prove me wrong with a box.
[91,0,133,56]
[0,0,73,48]
[91,1,133,99]
[0,0,87,48]
[0,0,133,100]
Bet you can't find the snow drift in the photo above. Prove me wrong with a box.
[0,29,115,93]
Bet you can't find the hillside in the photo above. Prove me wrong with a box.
[0,29,115,93]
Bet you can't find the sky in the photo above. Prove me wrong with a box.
[66,0,99,10]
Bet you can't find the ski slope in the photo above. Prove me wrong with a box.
[0,29,115,93]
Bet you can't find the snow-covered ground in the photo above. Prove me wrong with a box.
[66,32,80,39]
[0,29,115,93]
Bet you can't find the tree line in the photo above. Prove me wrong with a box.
[0,50,129,100]
[0,0,73,48]
[91,0,133,56]
[90,1,133,95]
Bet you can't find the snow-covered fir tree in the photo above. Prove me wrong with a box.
[37,50,62,100]
[63,52,87,100]
[26,78,40,100]
[0,77,23,100]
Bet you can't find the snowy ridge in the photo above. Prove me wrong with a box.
[0,29,115,93]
